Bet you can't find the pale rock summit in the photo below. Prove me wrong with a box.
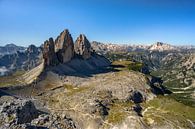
[74,34,92,59]
[55,29,74,63]
[149,42,176,51]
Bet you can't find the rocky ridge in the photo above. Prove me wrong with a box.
[0,44,41,76]
[91,41,195,54]
[0,44,26,56]
[42,29,106,68]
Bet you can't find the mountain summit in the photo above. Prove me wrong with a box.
[74,34,92,59]
[42,29,110,68]
[148,42,176,51]
[20,29,111,84]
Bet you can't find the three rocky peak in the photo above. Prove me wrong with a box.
[43,29,92,66]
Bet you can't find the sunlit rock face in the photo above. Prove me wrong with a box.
[55,29,74,63]
[74,34,92,60]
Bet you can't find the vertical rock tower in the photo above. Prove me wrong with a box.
[42,29,109,68]
[42,38,59,66]
[55,29,74,63]
[74,34,92,60]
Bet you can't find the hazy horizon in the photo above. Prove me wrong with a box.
[1,41,195,48]
[1,0,195,46]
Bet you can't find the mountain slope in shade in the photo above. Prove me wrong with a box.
[17,29,110,85]
[0,45,42,76]
[0,44,26,55]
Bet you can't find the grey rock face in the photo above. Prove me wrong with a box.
[26,44,39,55]
[0,97,79,129]
[0,99,39,125]
[129,90,145,103]
[31,114,78,129]
[0,44,41,76]
[43,38,59,66]
[55,29,74,63]
[74,34,92,59]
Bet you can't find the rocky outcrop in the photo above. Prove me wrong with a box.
[128,90,145,103]
[0,97,78,129]
[42,30,110,68]
[26,44,39,55]
[74,34,92,59]
[55,29,74,63]
[42,30,96,66]
[31,114,78,129]
[0,99,39,125]
[43,38,59,66]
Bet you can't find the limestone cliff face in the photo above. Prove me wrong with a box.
[74,34,92,60]
[55,29,74,63]
[43,38,58,66]
[42,29,110,68]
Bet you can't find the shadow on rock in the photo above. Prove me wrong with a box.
[133,104,143,117]
[148,76,172,95]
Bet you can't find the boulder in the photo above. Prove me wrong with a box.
[128,90,145,103]
[43,38,58,66]
[74,34,92,59]
[55,29,74,63]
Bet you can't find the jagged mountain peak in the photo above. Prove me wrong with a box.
[54,29,74,63]
[78,34,87,40]
[149,42,176,51]
[42,29,109,68]
[74,34,92,59]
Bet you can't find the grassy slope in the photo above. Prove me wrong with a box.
[112,60,195,128]
[151,69,195,107]
[142,96,195,128]
[0,70,25,87]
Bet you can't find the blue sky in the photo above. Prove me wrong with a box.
[0,0,195,46]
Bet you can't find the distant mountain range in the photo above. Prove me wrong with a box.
[0,44,42,76]
[0,44,26,56]
[0,39,195,75]
[1,42,194,56]
[0,41,194,76]
[91,41,195,54]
